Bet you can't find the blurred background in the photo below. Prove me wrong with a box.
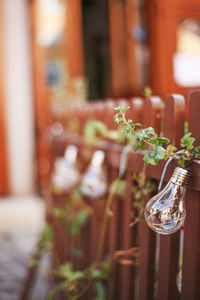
[0,0,200,298]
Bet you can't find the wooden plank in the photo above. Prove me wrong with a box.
[182,90,200,300]
[157,94,185,300]
[65,0,84,79]
[163,94,186,147]
[118,170,137,300]
[107,168,121,300]
[138,96,162,300]
[117,96,144,300]
[124,0,142,95]
[182,189,200,300]
[138,222,156,300]
[108,0,128,96]
[143,96,162,134]
[129,98,144,123]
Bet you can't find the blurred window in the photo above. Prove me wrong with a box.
[36,0,66,47]
[173,19,200,86]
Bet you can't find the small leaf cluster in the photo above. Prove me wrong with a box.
[114,105,197,166]
[130,173,157,225]
[48,258,110,300]
[69,209,90,236]
[52,189,91,236]
[109,178,126,198]
[29,223,54,268]
[178,133,196,167]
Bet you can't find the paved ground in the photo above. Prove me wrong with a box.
[0,196,50,300]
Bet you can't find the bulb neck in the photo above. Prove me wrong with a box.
[91,150,105,168]
[64,145,78,165]
[170,167,190,187]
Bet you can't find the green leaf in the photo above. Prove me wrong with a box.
[93,281,107,300]
[178,155,185,167]
[45,282,67,300]
[91,267,109,281]
[134,140,146,151]
[132,123,142,128]
[69,209,90,236]
[59,262,73,277]
[40,223,54,244]
[123,125,133,137]
[113,114,123,124]
[180,133,195,150]
[166,144,177,156]
[148,137,169,146]
[109,179,126,197]
[154,145,166,159]
[137,127,155,140]
[70,271,85,281]
[144,146,166,165]
[195,146,200,158]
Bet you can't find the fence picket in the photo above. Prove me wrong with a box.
[182,90,200,300]
[138,96,162,300]
[157,94,185,300]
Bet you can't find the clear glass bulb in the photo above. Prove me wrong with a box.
[52,145,80,191]
[144,167,190,235]
[81,150,107,199]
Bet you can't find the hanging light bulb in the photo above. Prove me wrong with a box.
[80,150,107,200]
[52,145,80,191]
[144,167,190,235]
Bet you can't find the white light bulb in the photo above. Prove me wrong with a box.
[52,145,80,191]
[81,150,107,199]
[144,167,190,235]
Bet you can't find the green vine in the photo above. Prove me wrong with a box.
[113,105,199,166]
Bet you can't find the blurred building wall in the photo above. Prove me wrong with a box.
[2,0,35,195]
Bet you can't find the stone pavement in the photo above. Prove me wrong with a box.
[0,196,50,300]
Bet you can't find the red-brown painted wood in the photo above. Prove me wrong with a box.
[107,168,121,300]
[138,222,156,300]
[157,94,185,300]
[182,90,200,300]
[138,96,162,300]
[143,96,162,134]
[108,0,128,97]
[118,170,137,300]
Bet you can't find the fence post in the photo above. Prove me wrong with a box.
[157,94,185,300]
[138,96,162,300]
[182,90,200,300]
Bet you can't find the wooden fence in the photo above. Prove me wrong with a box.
[46,90,200,300]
